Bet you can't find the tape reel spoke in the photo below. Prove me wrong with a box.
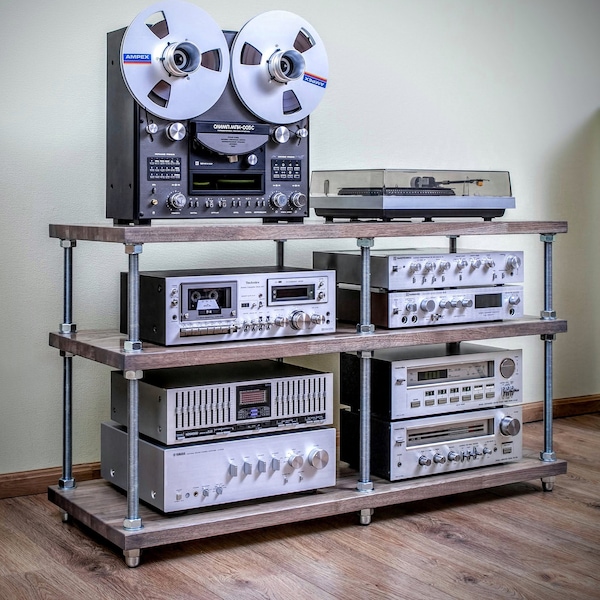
[120,0,230,120]
[230,11,328,124]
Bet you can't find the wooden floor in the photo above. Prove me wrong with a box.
[1,415,598,600]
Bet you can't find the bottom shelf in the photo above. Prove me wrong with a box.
[48,454,566,553]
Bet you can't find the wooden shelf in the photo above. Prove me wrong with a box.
[49,219,568,244]
[48,455,567,552]
[49,317,567,370]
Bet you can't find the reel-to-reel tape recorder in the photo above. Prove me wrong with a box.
[106,0,328,224]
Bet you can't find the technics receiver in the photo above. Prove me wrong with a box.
[120,266,336,345]
[313,248,523,290]
[106,1,328,224]
[341,343,522,420]
[340,406,522,481]
[101,422,336,512]
[336,284,524,329]
[110,360,333,444]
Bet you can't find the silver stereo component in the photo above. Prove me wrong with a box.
[110,360,333,444]
[120,267,336,345]
[336,284,523,329]
[101,422,336,512]
[313,248,523,290]
[106,4,328,224]
[341,343,522,419]
[340,406,522,481]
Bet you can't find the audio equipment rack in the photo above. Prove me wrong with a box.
[47,219,567,567]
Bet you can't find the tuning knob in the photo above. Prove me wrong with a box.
[166,122,186,141]
[289,192,307,208]
[500,416,521,436]
[290,311,311,330]
[167,192,187,210]
[270,192,288,209]
[308,448,329,470]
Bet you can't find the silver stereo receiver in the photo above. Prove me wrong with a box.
[340,406,522,481]
[120,266,336,345]
[341,343,522,420]
[101,422,336,512]
[110,360,333,444]
[313,248,523,290]
[336,284,523,329]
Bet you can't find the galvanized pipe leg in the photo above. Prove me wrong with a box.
[356,238,374,495]
[123,244,143,531]
[540,234,557,491]
[59,240,77,490]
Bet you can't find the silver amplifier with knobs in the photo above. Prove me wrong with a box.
[101,422,336,512]
[340,405,522,481]
[336,284,523,329]
[313,248,523,290]
[341,343,522,420]
[120,266,336,345]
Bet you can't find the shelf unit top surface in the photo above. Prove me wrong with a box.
[49,220,568,243]
[49,318,567,370]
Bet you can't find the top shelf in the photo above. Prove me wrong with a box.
[49,220,568,244]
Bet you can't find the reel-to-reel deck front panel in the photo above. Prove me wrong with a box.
[106,0,328,224]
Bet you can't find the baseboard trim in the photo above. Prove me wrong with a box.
[2,395,598,500]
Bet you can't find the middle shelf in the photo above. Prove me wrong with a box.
[49,317,567,370]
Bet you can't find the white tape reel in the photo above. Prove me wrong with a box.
[230,11,329,124]
[120,0,230,120]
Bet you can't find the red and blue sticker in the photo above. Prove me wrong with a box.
[303,72,327,88]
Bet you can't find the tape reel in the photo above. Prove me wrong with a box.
[120,0,230,120]
[230,10,329,124]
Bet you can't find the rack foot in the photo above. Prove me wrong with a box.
[60,511,70,523]
[541,476,555,492]
[124,549,141,568]
[359,508,374,526]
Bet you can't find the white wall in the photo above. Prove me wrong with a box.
[1,0,598,474]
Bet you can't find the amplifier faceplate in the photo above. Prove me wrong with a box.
[313,248,523,290]
[337,284,523,329]
[111,360,333,444]
[341,406,522,481]
[101,423,336,512]
[341,343,522,419]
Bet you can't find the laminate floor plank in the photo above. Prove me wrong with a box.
[0,415,598,599]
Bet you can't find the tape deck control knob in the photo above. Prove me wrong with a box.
[499,416,521,437]
[246,154,258,166]
[166,122,186,141]
[270,192,288,209]
[290,311,311,330]
[273,126,290,144]
[289,192,307,208]
[167,192,187,210]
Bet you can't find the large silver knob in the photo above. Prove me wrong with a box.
[289,192,307,208]
[166,122,186,141]
[420,299,436,312]
[500,416,521,436]
[270,192,288,209]
[287,453,304,469]
[290,311,311,330]
[246,154,258,166]
[167,192,187,210]
[273,126,290,144]
[506,255,522,272]
[308,448,329,470]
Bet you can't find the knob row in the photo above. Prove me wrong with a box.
[227,448,329,476]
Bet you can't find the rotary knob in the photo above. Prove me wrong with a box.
[287,453,304,469]
[246,153,258,166]
[433,453,446,464]
[308,448,329,470]
[500,416,521,437]
[500,357,516,378]
[405,302,417,312]
[166,122,186,141]
[447,451,461,462]
[311,314,326,325]
[506,255,522,272]
[456,259,469,270]
[167,192,187,210]
[296,127,309,139]
[508,295,521,306]
[290,311,311,330]
[273,316,289,328]
[273,126,290,144]
[270,192,288,209]
[438,261,451,272]
[484,258,496,269]
[145,122,158,135]
[418,455,432,467]
[420,299,436,312]
[408,262,422,273]
[471,259,482,269]
[289,192,307,208]
[457,298,473,308]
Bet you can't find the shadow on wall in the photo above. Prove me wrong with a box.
[546,108,600,398]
